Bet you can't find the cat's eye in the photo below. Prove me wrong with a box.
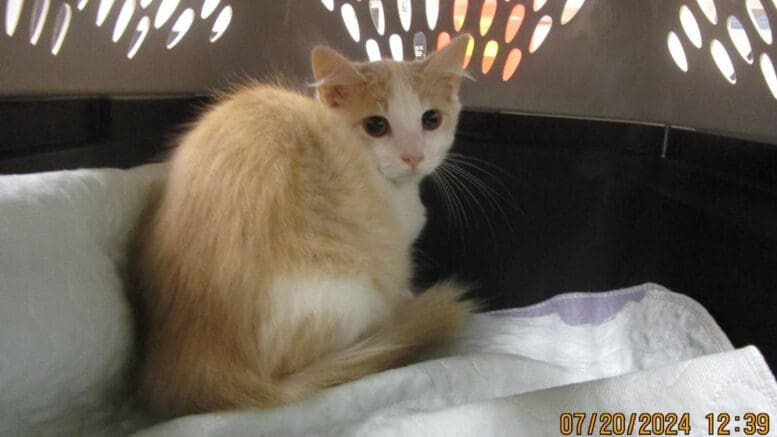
[422,110,442,130]
[363,116,390,137]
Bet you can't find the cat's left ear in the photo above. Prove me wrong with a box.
[422,33,471,83]
[311,47,366,108]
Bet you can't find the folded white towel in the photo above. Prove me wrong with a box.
[137,286,775,436]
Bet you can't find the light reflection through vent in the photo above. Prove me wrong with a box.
[341,3,360,42]
[710,39,736,84]
[127,15,149,58]
[413,31,426,59]
[453,0,467,32]
[398,0,411,31]
[760,54,777,99]
[480,0,496,36]
[154,0,178,28]
[746,0,772,44]
[696,0,718,25]
[504,3,524,43]
[667,31,688,72]
[679,5,702,48]
[96,0,114,27]
[425,0,438,30]
[529,15,552,53]
[5,0,24,36]
[209,5,231,42]
[50,3,71,55]
[201,0,219,19]
[481,39,498,73]
[29,0,49,45]
[112,0,136,42]
[502,48,522,81]
[389,33,403,60]
[366,38,381,61]
[727,16,753,63]
[369,0,385,35]
[561,0,585,25]
[166,7,193,48]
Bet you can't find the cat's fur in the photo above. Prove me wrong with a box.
[135,35,474,416]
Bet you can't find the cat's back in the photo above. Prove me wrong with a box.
[188,84,336,154]
[157,83,387,252]
[170,84,369,191]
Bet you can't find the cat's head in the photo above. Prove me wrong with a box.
[312,35,470,183]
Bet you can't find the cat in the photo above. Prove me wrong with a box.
[134,34,475,416]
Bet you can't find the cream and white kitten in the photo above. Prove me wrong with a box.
[135,34,474,416]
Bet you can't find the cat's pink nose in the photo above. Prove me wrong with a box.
[401,153,425,169]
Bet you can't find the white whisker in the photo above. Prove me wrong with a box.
[431,167,469,247]
[440,156,522,235]
[439,164,499,241]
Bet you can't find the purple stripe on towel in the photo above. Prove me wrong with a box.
[488,284,659,326]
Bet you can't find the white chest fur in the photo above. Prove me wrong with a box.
[387,181,426,246]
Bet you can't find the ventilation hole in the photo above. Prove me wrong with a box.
[479,0,496,36]
[166,7,193,48]
[533,0,548,11]
[728,16,753,63]
[529,15,552,53]
[201,0,218,19]
[341,3,360,42]
[679,5,702,48]
[389,34,403,60]
[154,0,178,28]
[321,0,334,12]
[398,0,411,31]
[760,53,777,99]
[696,0,717,25]
[112,0,135,42]
[437,31,450,49]
[710,39,736,83]
[746,0,772,45]
[453,0,466,32]
[77,0,89,10]
[561,0,585,25]
[127,14,149,58]
[502,47,522,80]
[140,0,152,8]
[463,34,474,68]
[369,0,385,35]
[413,31,427,58]
[50,3,71,55]
[504,3,524,43]
[481,40,498,73]
[366,38,381,61]
[209,5,231,42]
[5,0,24,36]
[29,0,49,45]
[667,31,688,72]
[426,0,438,30]
[96,0,114,26]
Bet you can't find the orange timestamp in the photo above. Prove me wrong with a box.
[559,412,770,435]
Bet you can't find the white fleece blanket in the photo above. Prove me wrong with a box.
[1,165,775,436]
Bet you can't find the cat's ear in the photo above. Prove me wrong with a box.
[311,47,366,108]
[422,33,471,79]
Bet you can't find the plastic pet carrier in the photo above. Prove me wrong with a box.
[1,1,776,435]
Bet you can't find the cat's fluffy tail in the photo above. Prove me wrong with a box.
[144,281,475,416]
[277,281,476,403]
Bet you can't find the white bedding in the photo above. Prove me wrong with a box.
[1,165,775,436]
